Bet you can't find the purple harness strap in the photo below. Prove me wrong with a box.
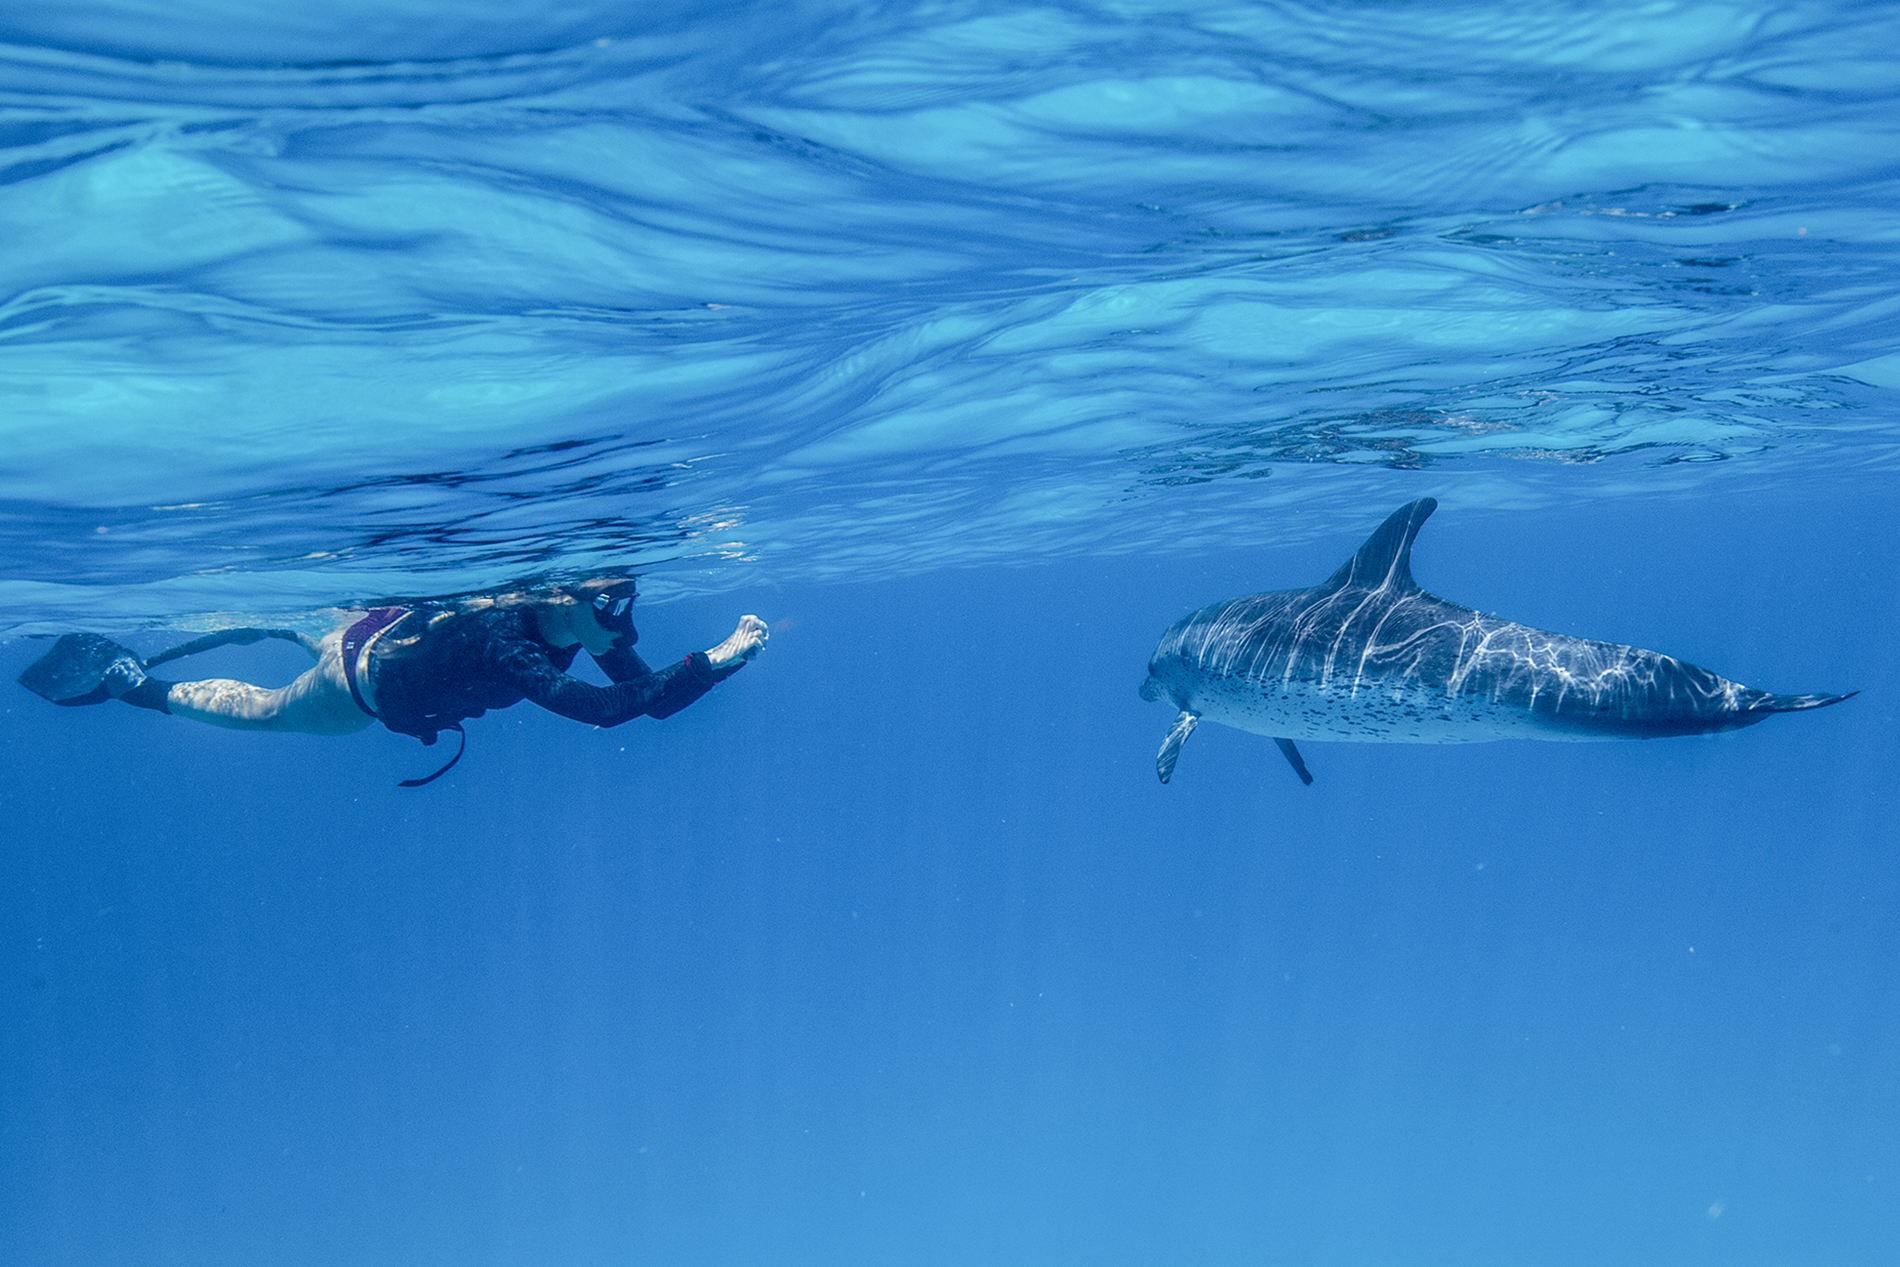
[341,606,409,720]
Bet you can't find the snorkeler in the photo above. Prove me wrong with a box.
[16,579,766,785]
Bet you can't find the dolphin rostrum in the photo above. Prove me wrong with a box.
[1139,498,1853,784]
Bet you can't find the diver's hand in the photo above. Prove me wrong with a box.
[705,614,768,670]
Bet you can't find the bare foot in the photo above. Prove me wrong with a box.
[705,614,768,670]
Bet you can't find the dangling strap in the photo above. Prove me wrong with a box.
[398,723,466,788]
[340,606,410,719]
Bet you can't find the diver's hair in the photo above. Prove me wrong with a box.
[449,585,559,615]
[362,573,637,652]
[362,571,636,616]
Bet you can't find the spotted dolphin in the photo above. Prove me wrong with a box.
[1140,498,1853,784]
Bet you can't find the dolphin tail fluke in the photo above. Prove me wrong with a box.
[1746,690,1857,714]
[1156,710,1199,784]
[1274,737,1315,785]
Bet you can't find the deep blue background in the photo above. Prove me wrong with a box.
[6,480,1894,1265]
[5,0,1899,1261]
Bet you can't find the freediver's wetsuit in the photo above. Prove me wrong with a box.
[366,605,740,744]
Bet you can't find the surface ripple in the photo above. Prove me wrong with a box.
[0,0,1895,630]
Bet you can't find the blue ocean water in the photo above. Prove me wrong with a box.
[2,2,1896,1264]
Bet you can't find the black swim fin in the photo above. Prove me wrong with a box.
[16,633,146,707]
[144,626,319,666]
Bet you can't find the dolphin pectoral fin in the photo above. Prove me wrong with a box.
[1156,710,1199,784]
[1273,737,1315,786]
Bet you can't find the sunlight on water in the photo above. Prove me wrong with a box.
[0,0,1895,632]
[3,8,1897,1267]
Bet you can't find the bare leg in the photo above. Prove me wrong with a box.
[164,626,373,736]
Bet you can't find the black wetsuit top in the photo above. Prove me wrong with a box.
[369,606,739,743]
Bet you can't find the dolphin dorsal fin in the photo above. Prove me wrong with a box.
[1320,498,1438,592]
